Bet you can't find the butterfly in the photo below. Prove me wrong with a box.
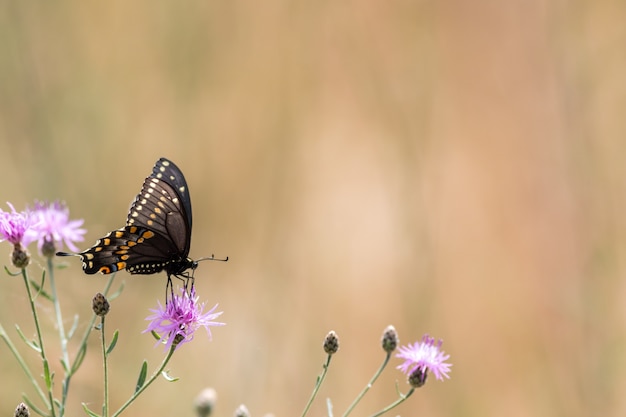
[57,158,217,296]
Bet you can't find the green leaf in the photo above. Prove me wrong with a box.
[3,265,21,276]
[106,330,119,355]
[29,278,53,301]
[71,345,88,374]
[15,325,41,352]
[150,330,162,341]
[56,261,70,270]
[68,314,80,340]
[21,395,47,417]
[60,358,69,373]
[43,359,53,390]
[135,361,148,393]
[82,402,101,417]
[107,281,125,301]
[161,370,179,382]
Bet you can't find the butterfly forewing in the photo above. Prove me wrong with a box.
[127,176,190,255]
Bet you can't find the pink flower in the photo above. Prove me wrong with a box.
[27,201,86,254]
[0,202,37,246]
[396,334,452,382]
[144,287,224,351]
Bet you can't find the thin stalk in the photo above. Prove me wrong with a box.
[110,345,177,417]
[100,317,109,417]
[301,354,332,417]
[22,267,56,417]
[368,387,415,417]
[342,352,392,417]
[47,257,70,416]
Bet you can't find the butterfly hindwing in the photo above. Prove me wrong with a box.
[78,226,180,275]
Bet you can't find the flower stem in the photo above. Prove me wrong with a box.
[21,267,56,417]
[47,257,71,416]
[64,273,117,413]
[368,387,415,417]
[301,354,333,417]
[110,345,176,417]
[100,317,109,417]
[342,352,391,417]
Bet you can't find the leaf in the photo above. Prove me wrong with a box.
[71,345,88,374]
[150,330,162,341]
[68,314,80,340]
[21,395,47,417]
[82,402,101,417]
[29,279,53,301]
[43,359,53,390]
[106,330,119,355]
[161,370,179,382]
[107,281,125,301]
[15,325,41,352]
[3,265,21,276]
[135,361,148,393]
[60,358,69,373]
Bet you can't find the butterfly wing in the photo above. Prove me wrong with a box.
[77,226,181,275]
[58,158,194,276]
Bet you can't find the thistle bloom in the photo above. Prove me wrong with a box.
[396,334,452,383]
[0,203,37,247]
[27,201,85,255]
[145,287,224,351]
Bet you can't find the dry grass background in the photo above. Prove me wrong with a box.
[1,1,626,416]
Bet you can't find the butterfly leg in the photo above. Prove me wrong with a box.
[165,274,175,304]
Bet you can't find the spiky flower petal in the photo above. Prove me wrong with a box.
[145,287,224,350]
[396,334,452,383]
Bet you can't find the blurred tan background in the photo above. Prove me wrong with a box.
[1,1,625,416]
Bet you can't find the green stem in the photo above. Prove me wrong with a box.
[47,257,70,416]
[368,387,415,417]
[22,267,56,417]
[110,345,176,417]
[342,352,391,417]
[63,273,116,415]
[100,317,109,417]
[301,354,332,417]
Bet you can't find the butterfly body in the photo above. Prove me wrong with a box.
[58,158,197,282]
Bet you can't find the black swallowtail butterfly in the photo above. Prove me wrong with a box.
[57,158,207,292]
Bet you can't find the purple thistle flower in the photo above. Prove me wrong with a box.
[26,201,86,254]
[0,203,38,247]
[396,334,452,382]
[144,287,224,351]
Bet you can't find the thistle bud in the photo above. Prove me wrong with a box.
[323,330,339,355]
[381,325,399,353]
[195,387,217,417]
[14,403,29,417]
[92,293,110,316]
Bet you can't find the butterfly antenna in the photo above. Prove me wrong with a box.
[196,254,229,263]
[56,251,78,257]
